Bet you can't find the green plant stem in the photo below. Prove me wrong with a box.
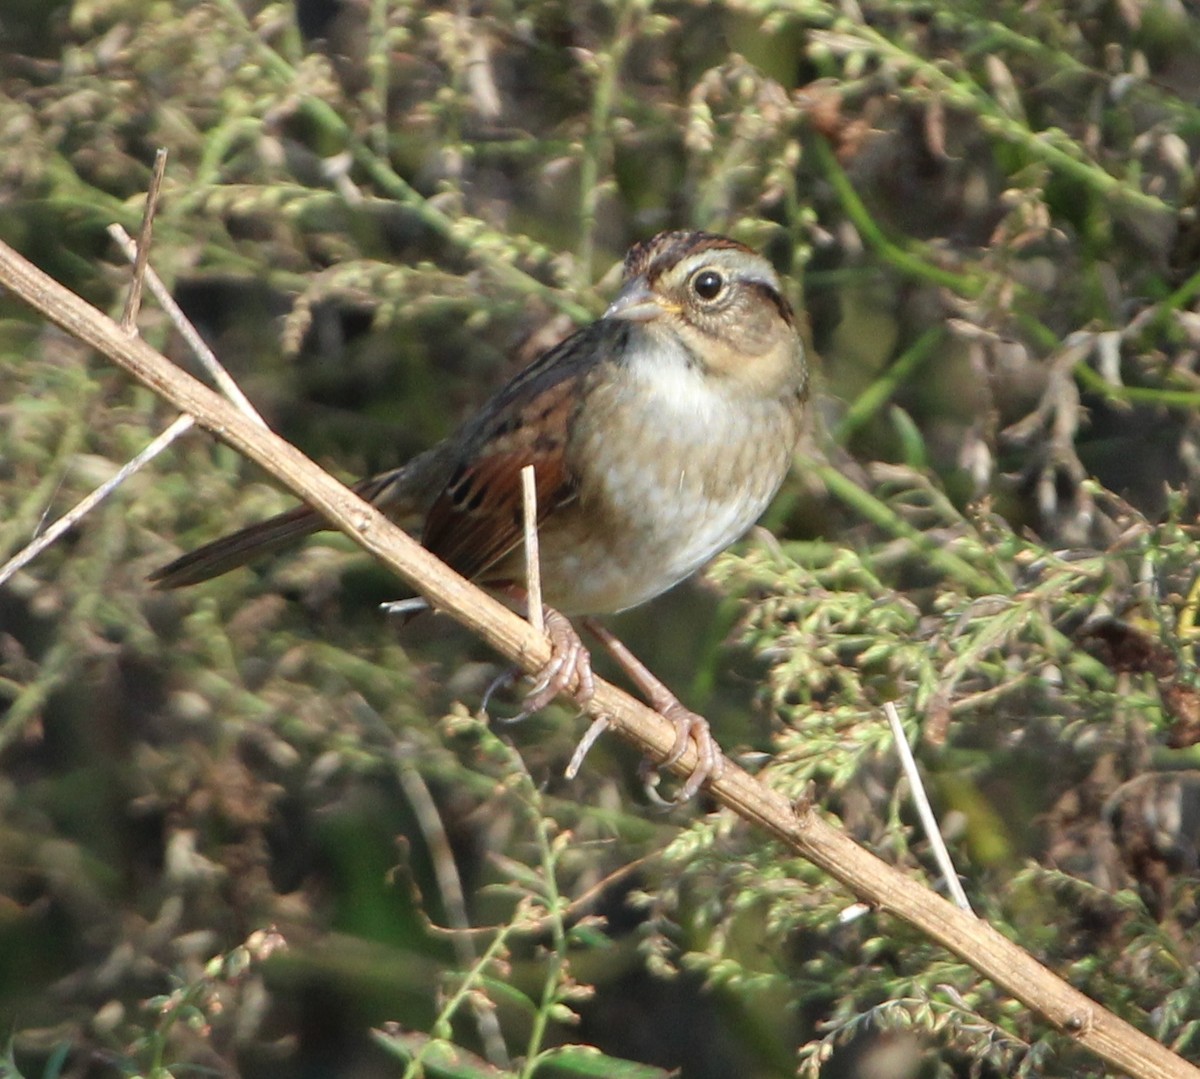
[520,800,570,1079]
[1145,264,1200,337]
[1073,364,1200,410]
[811,135,1064,356]
[811,136,988,296]
[403,928,516,1079]
[577,0,638,287]
[208,0,593,323]
[823,12,1172,217]
[834,326,946,443]
[196,116,264,186]
[814,462,1013,595]
[367,0,392,158]
[962,18,1200,133]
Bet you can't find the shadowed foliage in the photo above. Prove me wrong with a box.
[3,1,1200,1076]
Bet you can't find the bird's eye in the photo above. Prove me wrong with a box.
[691,269,725,301]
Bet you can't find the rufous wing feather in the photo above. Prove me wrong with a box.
[151,321,607,590]
[422,376,580,582]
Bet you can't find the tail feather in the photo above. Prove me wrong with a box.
[150,452,446,589]
[149,504,324,588]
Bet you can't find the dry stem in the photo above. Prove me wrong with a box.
[885,701,972,913]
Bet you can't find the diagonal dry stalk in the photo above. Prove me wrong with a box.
[0,156,196,588]
[0,237,1195,1079]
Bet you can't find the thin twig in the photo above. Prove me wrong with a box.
[885,701,973,913]
[120,148,168,331]
[565,716,611,781]
[393,750,510,1068]
[1,159,200,588]
[380,597,431,618]
[521,464,544,636]
[0,238,1195,1079]
[0,414,195,587]
[107,224,266,426]
[3,157,268,588]
[486,850,652,938]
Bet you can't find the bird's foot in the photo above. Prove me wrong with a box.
[651,698,724,803]
[521,607,596,715]
[582,617,724,801]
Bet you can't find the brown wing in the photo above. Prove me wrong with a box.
[421,370,581,582]
[153,319,621,590]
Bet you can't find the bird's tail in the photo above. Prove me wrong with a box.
[149,503,326,588]
[149,465,417,589]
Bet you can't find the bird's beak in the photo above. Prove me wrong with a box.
[604,276,674,322]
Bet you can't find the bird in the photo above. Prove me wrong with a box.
[151,230,809,797]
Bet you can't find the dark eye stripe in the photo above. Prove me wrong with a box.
[745,281,795,325]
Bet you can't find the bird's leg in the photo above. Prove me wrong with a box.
[496,586,596,716]
[581,618,724,801]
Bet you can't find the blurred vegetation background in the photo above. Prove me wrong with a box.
[3,0,1200,1076]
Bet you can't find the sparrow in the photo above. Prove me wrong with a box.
[152,230,809,797]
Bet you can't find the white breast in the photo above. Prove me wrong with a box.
[538,338,797,615]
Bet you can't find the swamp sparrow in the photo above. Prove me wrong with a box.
[152,230,809,797]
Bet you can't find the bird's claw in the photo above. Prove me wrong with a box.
[521,608,596,715]
[513,610,722,802]
[658,701,725,802]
